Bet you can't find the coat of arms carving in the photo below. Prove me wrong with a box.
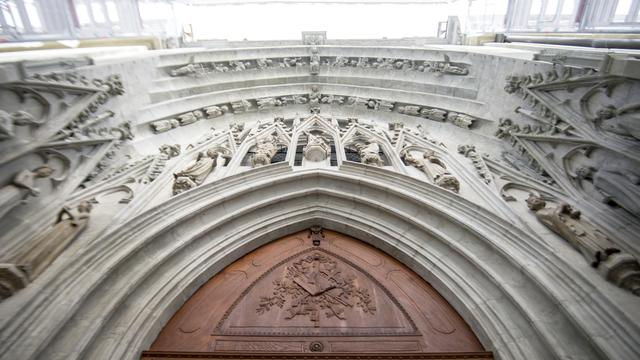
[256,252,376,326]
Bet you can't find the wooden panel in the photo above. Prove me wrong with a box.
[148,229,487,356]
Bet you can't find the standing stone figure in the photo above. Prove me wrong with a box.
[0,201,93,299]
[576,165,640,217]
[526,195,640,296]
[173,149,228,195]
[251,135,279,167]
[356,141,384,167]
[0,166,53,220]
[310,47,320,75]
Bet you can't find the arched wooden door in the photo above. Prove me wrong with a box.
[142,228,492,359]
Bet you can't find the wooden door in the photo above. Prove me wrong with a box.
[142,228,492,359]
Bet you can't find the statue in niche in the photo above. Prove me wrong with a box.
[592,104,640,141]
[423,150,460,193]
[309,86,321,113]
[256,58,272,69]
[526,195,640,296]
[178,111,203,126]
[0,110,42,140]
[13,201,93,281]
[400,150,424,169]
[429,55,468,75]
[356,141,384,167]
[172,149,229,195]
[303,132,330,162]
[447,112,474,129]
[204,105,225,118]
[420,108,447,122]
[257,97,282,110]
[310,47,320,75]
[398,106,421,116]
[576,165,640,217]
[169,63,199,77]
[0,166,54,220]
[251,135,279,167]
[151,118,180,133]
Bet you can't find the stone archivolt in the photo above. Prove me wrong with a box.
[1,41,640,360]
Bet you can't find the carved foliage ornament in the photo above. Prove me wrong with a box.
[256,252,376,326]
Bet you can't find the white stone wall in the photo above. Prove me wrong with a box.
[0,42,639,360]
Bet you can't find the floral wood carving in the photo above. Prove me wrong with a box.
[256,252,376,327]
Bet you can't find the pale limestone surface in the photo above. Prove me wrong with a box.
[0,41,638,360]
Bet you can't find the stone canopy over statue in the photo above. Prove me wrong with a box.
[526,195,640,296]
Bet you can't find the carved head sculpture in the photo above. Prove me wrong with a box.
[33,165,53,178]
[206,149,219,159]
[525,194,546,211]
[78,201,93,213]
[575,166,595,180]
[595,105,617,121]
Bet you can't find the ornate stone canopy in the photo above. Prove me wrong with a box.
[0,40,639,360]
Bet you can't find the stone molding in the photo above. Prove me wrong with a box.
[0,164,637,360]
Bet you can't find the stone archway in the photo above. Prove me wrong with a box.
[143,229,491,359]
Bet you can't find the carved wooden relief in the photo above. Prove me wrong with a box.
[147,230,490,358]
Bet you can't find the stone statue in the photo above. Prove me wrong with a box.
[576,165,640,217]
[401,150,424,169]
[398,106,421,116]
[423,150,460,193]
[257,97,282,110]
[420,108,447,122]
[0,166,53,220]
[143,144,181,183]
[256,58,272,69]
[151,119,180,133]
[178,111,203,126]
[303,132,330,162]
[310,47,320,75]
[593,104,640,141]
[204,105,225,118]
[251,135,279,167]
[526,195,620,267]
[309,86,321,113]
[526,195,640,296]
[13,201,93,280]
[173,149,228,195]
[356,141,384,167]
[0,110,40,140]
[430,55,468,75]
[447,112,474,129]
[170,64,198,77]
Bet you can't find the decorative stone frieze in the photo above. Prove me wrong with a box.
[167,53,470,77]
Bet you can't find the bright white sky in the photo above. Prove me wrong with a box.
[139,1,508,41]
